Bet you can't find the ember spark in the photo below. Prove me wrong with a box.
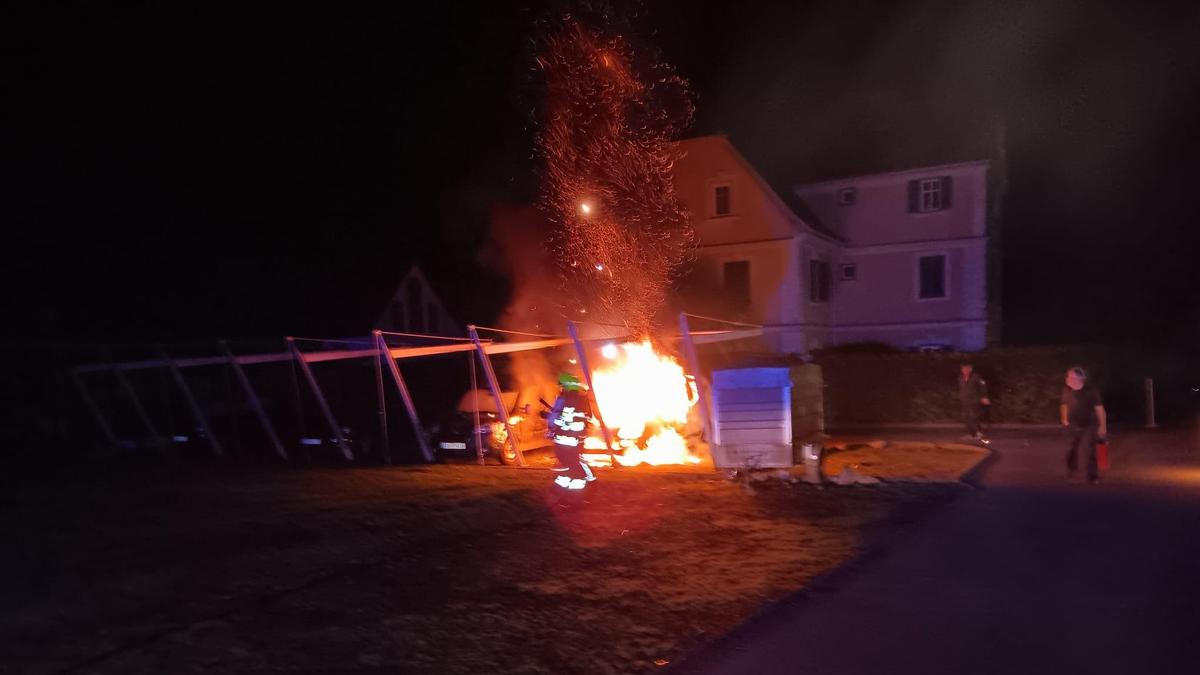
[534,17,695,335]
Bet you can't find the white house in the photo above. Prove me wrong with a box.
[673,135,997,352]
[375,266,461,337]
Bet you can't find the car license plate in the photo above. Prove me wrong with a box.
[439,442,467,450]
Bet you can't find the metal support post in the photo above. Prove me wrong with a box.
[567,321,616,467]
[109,355,162,447]
[374,332,433,463]
[71,370,118,448]
[223,358,240,456]
[221,341,287,460]
[678,313,715,442]
[469,349,484,465]
[467,325,524,467]
[160,346,224,456]
[1145,377,1159,429]
[287,338,354,461]
[373,331,392,465]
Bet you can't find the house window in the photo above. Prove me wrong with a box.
[714,185,732,216]
[723,260,751,308]
[837,187,857,206]
[840,263,857,281]
[908,177,953,213]
[918,255,947,299]
[809,260,830,303]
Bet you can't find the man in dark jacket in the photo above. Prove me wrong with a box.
[958,363,991,442]
[1061,366,1108,484]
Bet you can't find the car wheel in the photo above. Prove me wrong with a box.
[497,442,520,465]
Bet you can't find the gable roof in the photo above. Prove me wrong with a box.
[792,159,991,193]
[678,135,841,243]
[774,189,838,238]
[373,265,462,336]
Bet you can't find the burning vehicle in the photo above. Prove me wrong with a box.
[580,340,705,467]
[430,339,707,468]
[429,387,552,465]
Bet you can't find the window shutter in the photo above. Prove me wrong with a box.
[940,177,953,208]
[907,180,919,212]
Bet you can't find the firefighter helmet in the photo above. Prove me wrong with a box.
[558,372,584,391]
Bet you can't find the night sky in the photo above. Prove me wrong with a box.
[5,1,1199,350]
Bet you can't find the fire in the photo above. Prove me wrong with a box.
[611,429,696,467]
[581,340,701,467]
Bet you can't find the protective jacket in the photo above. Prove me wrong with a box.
[549,389,592,447]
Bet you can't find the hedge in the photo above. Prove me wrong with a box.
[812,346,1112,425]
[694,340,1176,426]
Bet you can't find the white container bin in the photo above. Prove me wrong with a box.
[711,367,793,468]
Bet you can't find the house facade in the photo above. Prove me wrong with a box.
[674,135,996,353]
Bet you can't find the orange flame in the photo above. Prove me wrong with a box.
[581,340,701,466]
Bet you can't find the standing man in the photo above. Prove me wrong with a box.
[1061,366,1108,484]
[958,363,991,442]
[548,373,596,490]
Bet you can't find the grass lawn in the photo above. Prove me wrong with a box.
[0,460,962,674]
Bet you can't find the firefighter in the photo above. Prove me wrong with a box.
[548,373,596,490]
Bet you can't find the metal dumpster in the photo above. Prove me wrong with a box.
[710,367,793,468]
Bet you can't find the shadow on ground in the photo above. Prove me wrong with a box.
[0,457,962,674]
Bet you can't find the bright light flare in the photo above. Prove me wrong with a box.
[600,343,618,359]
[580,202,592,215]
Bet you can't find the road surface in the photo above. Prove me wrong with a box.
[674,427,1200,674]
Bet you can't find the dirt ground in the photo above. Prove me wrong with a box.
[820,441,990,482]
[0,459,962,674]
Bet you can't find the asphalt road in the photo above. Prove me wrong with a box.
[673,427,1200,675]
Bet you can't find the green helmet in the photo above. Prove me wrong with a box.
[558,373,584,391]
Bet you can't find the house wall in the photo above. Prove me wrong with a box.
[831,240,987,350]
[833,242,981,324]
[793,162,990,351]
[795,162,988,247]
[797,237,840,327]
[692,240,797,326]
[675,137,800,246]
[675,136,840,355]
[671,137,993,354]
